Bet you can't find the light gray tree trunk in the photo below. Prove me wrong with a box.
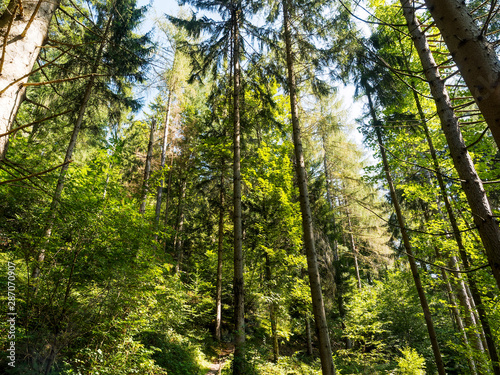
[215,163,225,341]
[154,91,172,232]
[423,0,500,150]
[345,205,361,289]
[0,0,61,159]
[139,119,156,214]
[174,177,186,273]
[305,317,313,356]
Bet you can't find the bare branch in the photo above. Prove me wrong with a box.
[21,0,44,38]
[0,160,72,185]
[0,3,18,74]
[0,109,72,138]
[0,47,72,95]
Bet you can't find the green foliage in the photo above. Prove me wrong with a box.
[139,330,210,375]
[395,347,426,375]
[336,270,436,373]
[220,349,323,375]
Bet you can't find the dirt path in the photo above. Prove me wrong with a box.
[204,344,234,375]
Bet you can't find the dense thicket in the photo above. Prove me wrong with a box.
[0,0,499,374]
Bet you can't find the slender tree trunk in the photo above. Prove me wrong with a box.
[422,207,478,374]
[422,0,500,150]
[345,205,361,289]
[32,15,113,280]
[413,89,492,367]
[322,135,340,268]
[400,0,500,295]
[321,140,351,349]
[154,90,172,233]
[215,163,225,341]
[442,265,478,374]
[102,162,112,200]
[464,282,489,352]
[283,1,335,374]
[367,92,446,375]
[164,153,174,222]
[174,177,186,273]
[140,119,156,214]
[265,253,279,362]
[0,0,61,159]
[305,317,313,355]
[232,7,245,375]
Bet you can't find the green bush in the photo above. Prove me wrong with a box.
[396,347,426,375]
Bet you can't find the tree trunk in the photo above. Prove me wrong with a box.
[164,152,174,223]
[464,282,489,352]
[345,205,361,289]
[321,139,351,349]
[215,163,225,341]
[413,88,492,368]
[305,317,313,356]
[139,119,156,214]
[422,0,500,150]
[232,7,245,375]
[0,0,61,159]
[102,162,112,200]
[400,0,500,296]
[265,253,279,362]
[154,90,172,233]
[282,1,335,374]
[367,92,446,375]
[441,266,477,375]
[174,177,186,273]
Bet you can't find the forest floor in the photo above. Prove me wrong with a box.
[205,344,234,375]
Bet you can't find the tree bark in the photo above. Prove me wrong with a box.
[174,177,186,273]
[0,0,61,159]
[139,119,156,214]
[423,0,500,150]
[283,1,335,374]
[401,3,500,369]
[154,90,172,233]
[345,204,361,289]
[441,264,477,374]
[412,89,493,369]
[265,253,279,362]
[367,92,446,375]
[215,163,225,341]
[164,152,174,228]
[322,138,351,349]
[305,317,313,356]
[400,0,500,295]
[232,7,245,374]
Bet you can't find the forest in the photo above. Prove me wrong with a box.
[0,0,499,373]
